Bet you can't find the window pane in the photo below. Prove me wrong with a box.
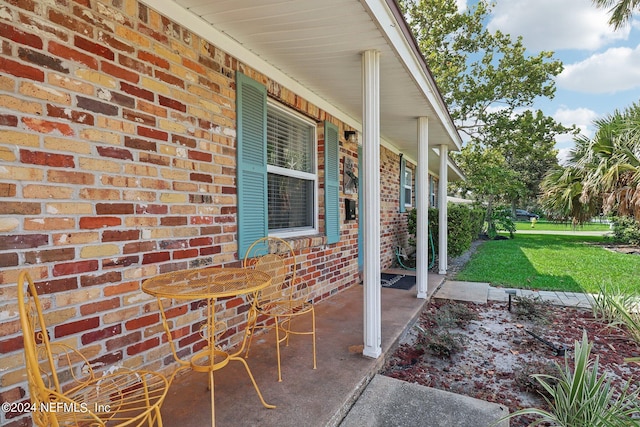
[404,187,412,205]
[268,173,313,230]
[404,169,412,206]
[267,106,314,173]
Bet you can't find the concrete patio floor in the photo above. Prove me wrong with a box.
[159,272,443,427]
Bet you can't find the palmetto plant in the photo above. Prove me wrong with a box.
[540,165,600,225]
[579,111,640,220]
[499,331,640,426]
[541,103,640,224]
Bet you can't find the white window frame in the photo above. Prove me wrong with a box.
[266,101,318,238]
[429,175,436,208]
[404,167,413,208]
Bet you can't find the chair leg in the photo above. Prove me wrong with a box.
[275,315,283,382]
[311,308,317,370]
[282,316,292,347]
[155,406,164,427]
[209,370,215,426]
[235,356,276,409]
[244,318,257,359]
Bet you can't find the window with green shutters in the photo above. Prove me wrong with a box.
[236,72,340,257]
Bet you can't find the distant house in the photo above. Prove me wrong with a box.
[0,1,462,423]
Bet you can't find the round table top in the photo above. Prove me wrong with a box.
[142,267,272,300]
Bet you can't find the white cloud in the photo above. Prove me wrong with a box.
[556,45,640,93]
[553,107,598,164]
[557,147,572,165]
[554,107,598,138]
[487,0,629,52]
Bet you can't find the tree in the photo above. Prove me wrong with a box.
[593,0,640,30]
[541,102,640,223]
[453,145,520,235]
[539,165,601,224]
[400,0,575,209]
[581,104,640,219]
[491,110,566,207]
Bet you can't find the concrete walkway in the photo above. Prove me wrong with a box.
[340,374,509,427]
[487,285,595,309]
[515,229,610,237]
[435,279,595,309]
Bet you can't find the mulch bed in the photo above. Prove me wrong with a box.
[381,298,640,426]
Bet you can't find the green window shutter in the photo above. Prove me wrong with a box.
[236,72,268,258]
[399,156,406,213]
[324,122,340,244]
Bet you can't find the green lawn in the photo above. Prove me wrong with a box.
[514,220,612,232]
[455,234,640,294]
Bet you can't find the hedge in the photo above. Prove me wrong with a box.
[407,204,485,258]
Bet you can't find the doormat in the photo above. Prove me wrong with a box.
[381,273,416,290]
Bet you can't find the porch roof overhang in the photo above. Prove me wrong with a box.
[143,0,464,180]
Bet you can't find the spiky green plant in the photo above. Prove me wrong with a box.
[591,283,640,343]
[592,283,634,323]
[498,330,640,426]
[607,297,640,344]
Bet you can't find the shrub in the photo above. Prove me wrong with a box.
[611,216,640,245]
[424,330,466,358]
[415,302,473,359]
[513,295,549,324]
[448,204,473,257]
[488,206,516,239]
[438,302,478,327]
[469,207,486,239]
[407,204,486,259]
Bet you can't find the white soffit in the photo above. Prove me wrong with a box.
[143,0,462,164]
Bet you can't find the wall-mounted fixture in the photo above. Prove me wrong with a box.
[344,157,358,194]
[344,130,357,143]
[345,198,357,221]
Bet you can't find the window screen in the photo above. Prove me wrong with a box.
[404,168,413,207]
[267,106,314,173]
[266,104,316,233]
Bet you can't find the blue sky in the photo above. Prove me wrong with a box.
[463,0,640,162]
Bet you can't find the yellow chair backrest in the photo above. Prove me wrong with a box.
[17,272,68,411]
[17,271,169,427]
[244,237,297,304]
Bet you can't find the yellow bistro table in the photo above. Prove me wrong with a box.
[142,267,276,426]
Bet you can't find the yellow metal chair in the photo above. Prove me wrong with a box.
[16,271,169,427]
[243,237,317,382]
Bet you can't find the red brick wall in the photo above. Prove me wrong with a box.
[0,2,406,425]
[380,147,415,268]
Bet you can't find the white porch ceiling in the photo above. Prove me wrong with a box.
[145,0,463,177]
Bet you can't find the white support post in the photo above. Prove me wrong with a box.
[438,144,448,275]
[362,49,381,359]
[416,117,429,299]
